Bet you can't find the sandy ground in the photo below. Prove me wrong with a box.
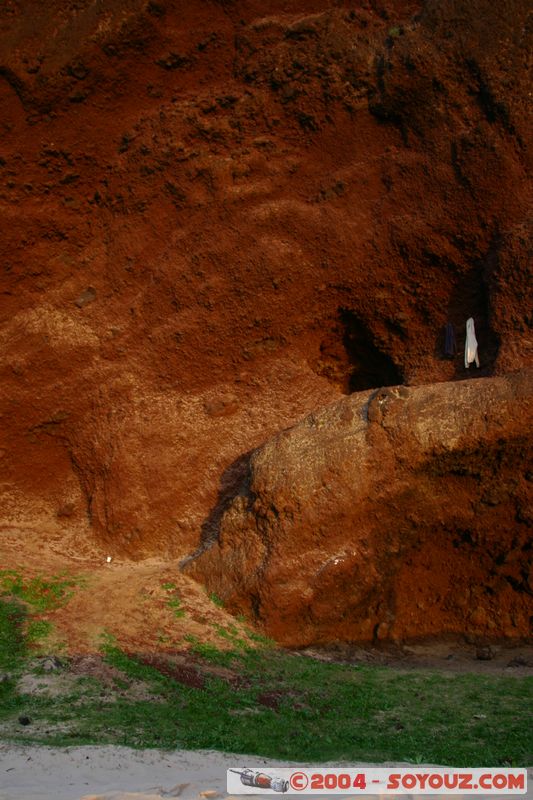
[0,746,531,800]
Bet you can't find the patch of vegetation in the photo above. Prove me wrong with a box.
[245,628,276,647]
[0,599,26,671]
[166,596,185,619]
[213,623,248,650]
[183,634,232,664]
[208,591,224,607]
[26,620,53,644]
[160,582,186,619]
[0,569,80,661]
[98,630,118,653]
[156,630,172,645]
[0,639,531,767]
[0,569,83,612]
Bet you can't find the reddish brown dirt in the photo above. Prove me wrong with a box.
[0,0,531,647]
[0,527,257,653]
[189,373,533,646]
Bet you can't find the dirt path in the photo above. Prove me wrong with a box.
[299,641,533,677]
[0,525,252,654]
[1,745,531,800]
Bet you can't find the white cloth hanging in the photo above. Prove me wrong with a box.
[465,317,480,368]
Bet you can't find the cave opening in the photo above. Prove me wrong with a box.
[315,308,404,394]
[342,308,404,392]
[446,262,500,378]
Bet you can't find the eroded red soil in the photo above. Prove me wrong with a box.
[0,0,531,646]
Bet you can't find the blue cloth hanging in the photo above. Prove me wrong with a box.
[444,322,456,357]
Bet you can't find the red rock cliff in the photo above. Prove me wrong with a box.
[0,0,531,640]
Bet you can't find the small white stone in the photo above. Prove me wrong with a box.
[106,556,112,563]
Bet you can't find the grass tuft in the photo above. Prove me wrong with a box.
[208,592,224,608]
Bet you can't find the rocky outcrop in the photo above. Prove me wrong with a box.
[187,370,533,645]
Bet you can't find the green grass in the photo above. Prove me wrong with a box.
[0,569,82,669]
[166,596,185,619]
[213,623,249,649]
[0,569,82,612]
[26,619,53,643]
[0,570,530,765]
[161,582,186,618]
[0,639,531,766]
[208,591,224,608]
[0,599,27,671]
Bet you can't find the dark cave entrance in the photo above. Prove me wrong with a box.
[315,308,403,394]
[445,262,500,378]
[342,309,404,392]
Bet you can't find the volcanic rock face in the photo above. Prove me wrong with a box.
[188,370,533,645]
[0,0,531,641]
